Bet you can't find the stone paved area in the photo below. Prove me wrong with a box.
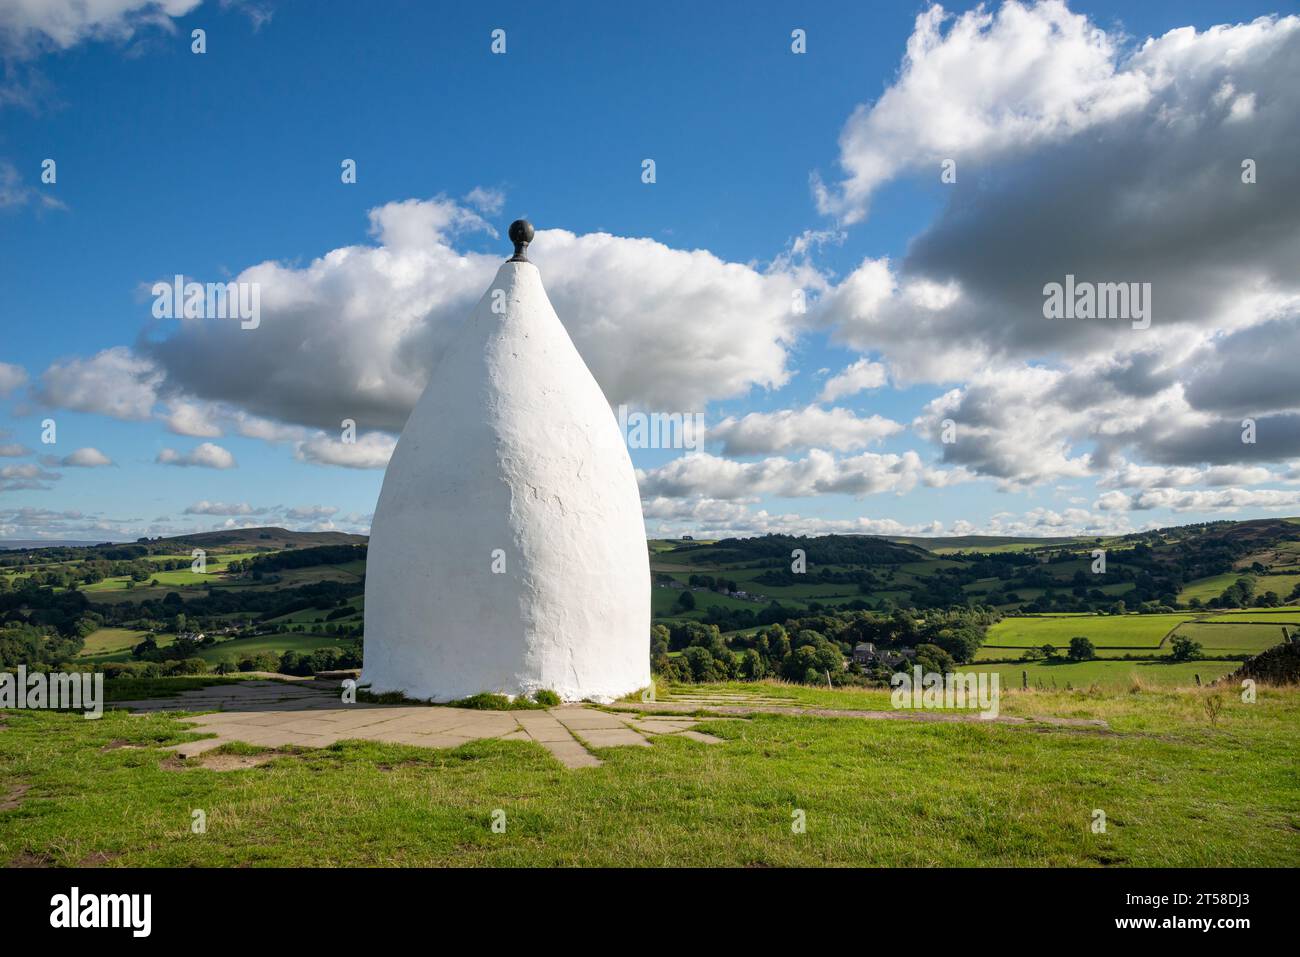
[113,681,726,769]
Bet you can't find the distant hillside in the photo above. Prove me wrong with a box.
[0,539,110,550]
[677,533,929,566]
[148,527,368,549]
[886,535,1087,553]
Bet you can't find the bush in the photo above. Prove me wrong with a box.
[238,651,281,673]
[1170,635,1203,662]
[532,689,561,707]
[164,657,209,676]
[1067,636,1097,661]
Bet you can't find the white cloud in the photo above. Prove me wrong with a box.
[282,504,339,520]
[294,431,395,470]
[0,462,60,491]
[463,186,505,215]
[60,447,114,467]
[0,160,66,211]
[817,359,888,402]
[183,500,266,516]
[637,449,940,500]
[163,400,223,438]
[0,0,201,58]
[156,442,236,469]
[0,361,28,396]
[1099,487,1300,513]
[1098,460,1274,489]
[140,196,809,433]
[710,405,903,456]
[36,346,161,420]
[816,0,1156,223]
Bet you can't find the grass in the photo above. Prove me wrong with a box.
[1179,571,1300,604]
[1,679,1295,866]
[984,613,1194,649]
[79,628,173,659]
[963,659,1239,690]
[195,632,351,664]
[1169,622,1287,656]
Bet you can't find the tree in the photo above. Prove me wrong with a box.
[739,648,767,680]
[1067,636,1096,661]
[914,643,955,675]
[1040,643,1059,659]
[681,645,716,682]
[675,590,696,611]
[1170,635,1203,661]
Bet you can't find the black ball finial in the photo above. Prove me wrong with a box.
[508,219,534,262]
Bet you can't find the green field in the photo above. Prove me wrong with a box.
[965,659,1239,690]
[2,679,1295,867]
[78,628,174,659]
[1179,571,1300,603]
[983,613,1193,650]
[1200,608,1300,622]
[1169,622,1288,656]
[195,632,352,665]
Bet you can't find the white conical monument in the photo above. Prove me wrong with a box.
[361,220,651,703]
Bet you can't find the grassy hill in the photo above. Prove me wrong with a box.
[2,678,1295,866]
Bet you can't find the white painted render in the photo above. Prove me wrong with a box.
[362,259,651,702]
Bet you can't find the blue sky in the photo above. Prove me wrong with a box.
[2,0,1299,542]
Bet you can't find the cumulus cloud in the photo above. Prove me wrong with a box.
[1098,460,1274,489]
[156,442,235,469]
[817,359,888,402]
[912,365,1094,485]
[638,449,948,500]
[1099,487,1300,512]
[0,462,61,491]
[0,0,201,58]
[710,405,903,456]
[0,361,26,396]
[282,504,340,520]
[35,346,162,420]
[815,0,1150,223]
[138,196,808,434]
[183,501,265,516]
[814,4,1300,403]
[163,400,223,438]
[59,447,114,467]
[294,431,395,469]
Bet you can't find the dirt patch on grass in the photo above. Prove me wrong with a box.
[78,850,123,866]
[7,851,50,867]
[162,751,282,772]
[1,784,29,810]
[101,739,142,751]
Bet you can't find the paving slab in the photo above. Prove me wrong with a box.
[573,727,652,748]
[540,739,603,769]
[552,710,633,731]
